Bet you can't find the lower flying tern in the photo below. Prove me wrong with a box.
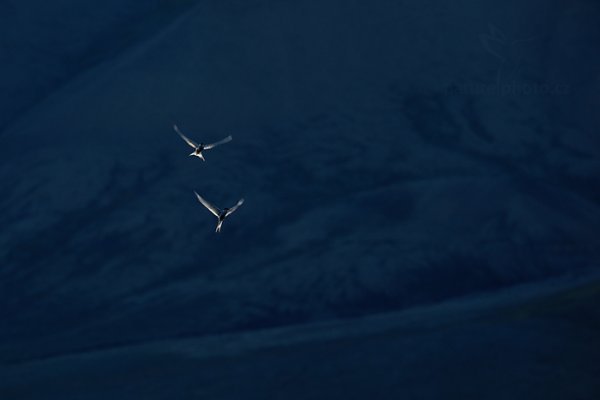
[194,192,244,233]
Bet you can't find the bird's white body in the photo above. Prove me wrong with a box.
[190,151,205,161]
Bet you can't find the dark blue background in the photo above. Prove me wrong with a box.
[1,0,599,398]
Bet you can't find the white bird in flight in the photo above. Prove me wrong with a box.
[174,124,232,161]
[194,192,244,233]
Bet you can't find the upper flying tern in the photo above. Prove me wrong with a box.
[194,191,244,233]
[174,124,232,161]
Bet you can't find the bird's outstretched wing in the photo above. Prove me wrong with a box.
[174,125,198,149]
[204,135,232,150]
[194,192,221,217]
[225,198,244,217]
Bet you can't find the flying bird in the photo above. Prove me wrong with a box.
[194,191,244,233]
[174,124,232,161]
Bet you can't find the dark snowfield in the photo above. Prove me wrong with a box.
[1,0,599,398]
